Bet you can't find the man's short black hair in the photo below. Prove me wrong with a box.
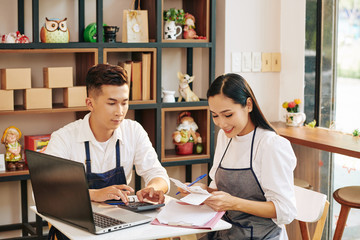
[86,63,128,97]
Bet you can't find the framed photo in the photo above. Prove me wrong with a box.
[0,154,5,172]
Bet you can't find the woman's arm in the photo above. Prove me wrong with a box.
[204,191,277,219]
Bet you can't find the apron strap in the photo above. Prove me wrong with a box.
[84,140,121,173]
[250,127,257,168]
[85,141,91,173]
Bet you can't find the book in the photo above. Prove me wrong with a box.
[118,61,132,84]
[131,61,142,101]
[132,52,151,100]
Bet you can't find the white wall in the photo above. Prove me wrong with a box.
[217,0,305,122]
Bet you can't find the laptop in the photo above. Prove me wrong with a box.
[26,150,152,235]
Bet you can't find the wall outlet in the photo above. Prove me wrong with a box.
[261,53,272,72]
[241,52,251,72]
[271,52,281,72]
[252,52,261,72]
[232,52,242,73]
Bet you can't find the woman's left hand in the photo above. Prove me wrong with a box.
[204,191,235,211]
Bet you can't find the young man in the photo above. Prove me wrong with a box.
[45,63,169,204]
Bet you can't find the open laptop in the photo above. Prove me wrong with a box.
[26,150,152,235]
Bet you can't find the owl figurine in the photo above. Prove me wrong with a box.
[40,17,70,43]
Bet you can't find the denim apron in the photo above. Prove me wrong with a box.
[210,127,282,240]
[48,139,127,240]
[85,139,127,188]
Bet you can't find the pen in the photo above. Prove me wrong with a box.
[175,174,207,195]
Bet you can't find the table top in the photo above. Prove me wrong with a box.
[271,122,360,158]
[0,167,30,182]
[30,197,231,240]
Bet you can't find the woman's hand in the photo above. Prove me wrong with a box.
[136,187,165,203]
[204,191,235,212]
[177,182,208,197]
[89,185,134,203]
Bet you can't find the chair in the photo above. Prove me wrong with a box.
[294,178,313,190]
[294,185,330,240]
[332,186,360,240]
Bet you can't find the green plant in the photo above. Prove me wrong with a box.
[353,128,360,137]
[163,8,185,25]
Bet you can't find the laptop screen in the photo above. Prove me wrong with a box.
[26,150,96,233]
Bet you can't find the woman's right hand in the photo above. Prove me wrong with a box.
[89,185,134,204]
[177,182,208,196]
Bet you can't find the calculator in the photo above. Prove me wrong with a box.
[105,196,165,212]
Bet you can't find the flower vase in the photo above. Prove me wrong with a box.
[285,112,306,127]
[164,21,182,40]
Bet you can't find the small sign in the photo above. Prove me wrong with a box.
[0,154,5,172]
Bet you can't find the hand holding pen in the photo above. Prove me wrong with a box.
[175,174,207,195]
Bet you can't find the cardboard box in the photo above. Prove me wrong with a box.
[24,134,51,164]
[24,88,52,109]
[64,86,87,107]
[0,90,14,111]
[1,68,31,90]
[43,67,73,88]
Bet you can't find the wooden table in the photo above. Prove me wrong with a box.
[271,122,360,158]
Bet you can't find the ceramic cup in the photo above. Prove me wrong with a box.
[285,112,306,127]
[162,90,176,102]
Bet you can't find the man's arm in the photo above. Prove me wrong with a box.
[136,177,168,203]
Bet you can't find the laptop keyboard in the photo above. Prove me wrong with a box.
[93,212,125,228]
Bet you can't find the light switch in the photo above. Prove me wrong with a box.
[271,52,281,72]
[241,52,251,72]
[232,52,241,73]
[261,53,272,72]
[252,52,261,72]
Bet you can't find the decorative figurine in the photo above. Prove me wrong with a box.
[40,17,70,43]
[183,13,197,39]
[1,126,24,170]
[172,112,203,155]
[1,31,30,43]
[177,72,200,102]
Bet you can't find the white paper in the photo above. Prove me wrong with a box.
[0,154,5,172]
[170,177,212,205]
[156,200,218,226]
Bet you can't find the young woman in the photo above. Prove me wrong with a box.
[203,73,297,239]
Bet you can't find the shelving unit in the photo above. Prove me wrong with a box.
[0,0,215,236]
[0,0,216,169]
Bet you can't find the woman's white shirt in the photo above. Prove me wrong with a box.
[45,113,170,190]
[209,127,297,226]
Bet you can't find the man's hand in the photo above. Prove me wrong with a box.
[89,185,134,204]
[136,187,165,204]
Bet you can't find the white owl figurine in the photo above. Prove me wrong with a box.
[40,17,70,43]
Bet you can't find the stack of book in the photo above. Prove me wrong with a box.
[119,52,151,101]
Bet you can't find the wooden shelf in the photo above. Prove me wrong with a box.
[161,106,210,162]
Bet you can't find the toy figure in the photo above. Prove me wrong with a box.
[1,126,24,170]
[177,72,200,102]
[172,112,203,155]
[183,13,197,39]
[40,17,70,43]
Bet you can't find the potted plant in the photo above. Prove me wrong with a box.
[163,8,185,40]
[163,8,185,24]
[282,99,306,127]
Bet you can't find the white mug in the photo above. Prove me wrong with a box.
[164,21,182,40]
[162,90,176,102]
[285,112,306,127]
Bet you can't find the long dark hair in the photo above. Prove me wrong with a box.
[207,73,275,132]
